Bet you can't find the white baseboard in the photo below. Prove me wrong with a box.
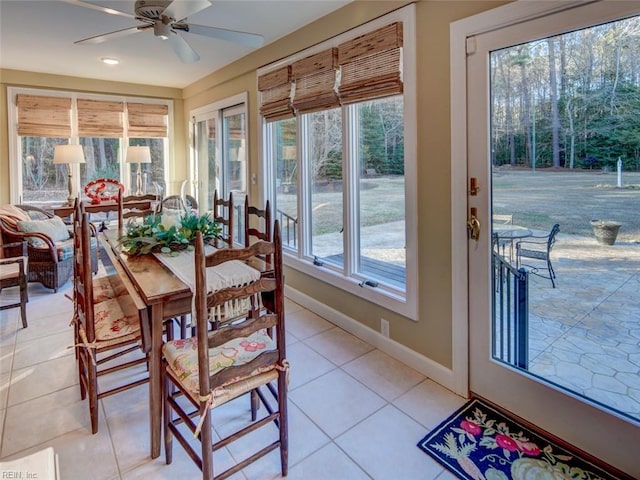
[285,286,458,394]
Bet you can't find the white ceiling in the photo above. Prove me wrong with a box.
[0,0,351,88]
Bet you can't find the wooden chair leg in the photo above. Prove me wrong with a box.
[78,351,87,401]
[88,351,99,434]
[19,278,28,328]
[179,315,188,339]
[165,319,174,342]
[163,374,173,465]
[250,390,259,421]
[278,373,289,476]
[200,407,214,479]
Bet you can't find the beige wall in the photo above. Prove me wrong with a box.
[0,70,185,202]
[0,0,509,371]
[181,0,509,369]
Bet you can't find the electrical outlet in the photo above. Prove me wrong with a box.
[381,318,390,338]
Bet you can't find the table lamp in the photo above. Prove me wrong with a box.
[53,144,85,205]
[126,146,152,195]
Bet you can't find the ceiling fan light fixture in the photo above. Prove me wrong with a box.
[154,20,170,40]
[100,57,120,65]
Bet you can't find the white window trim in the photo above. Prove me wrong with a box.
[258,4,418,319]
[7,86,173,204]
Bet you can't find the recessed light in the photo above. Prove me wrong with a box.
[100,57,120,65]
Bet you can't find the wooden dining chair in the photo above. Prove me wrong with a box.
[73,212,150,434]
[116,191,157,231]
[212,190,233,248]
[0,241,28,328]
[162,223,288,479]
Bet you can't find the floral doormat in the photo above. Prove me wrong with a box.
[417,398,625,480]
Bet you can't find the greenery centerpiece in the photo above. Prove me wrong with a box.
[119,211,221,255]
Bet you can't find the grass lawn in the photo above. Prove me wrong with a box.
[493,169,640,242]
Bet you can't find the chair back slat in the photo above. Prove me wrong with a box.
[209,351,280,387]
[205,240,274,267]
[206,313,278,349]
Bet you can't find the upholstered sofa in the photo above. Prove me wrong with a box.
[0,205,98,292]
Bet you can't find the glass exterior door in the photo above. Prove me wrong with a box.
[465,2,640,476]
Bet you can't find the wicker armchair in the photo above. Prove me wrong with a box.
[0,205,98,292]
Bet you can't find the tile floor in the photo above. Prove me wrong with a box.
[0,277,465,479]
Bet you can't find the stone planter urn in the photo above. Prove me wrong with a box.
[590,220,621,245]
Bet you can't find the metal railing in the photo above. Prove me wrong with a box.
[492,251,529,369]
[276,208,298,249]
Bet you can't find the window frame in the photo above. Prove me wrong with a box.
[190,92,249,244]
[7,87,172,204]
[258,5,418,319]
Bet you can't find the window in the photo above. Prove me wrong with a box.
[7,88,170,206]
[191,93,249,245]
[259,6,417,318]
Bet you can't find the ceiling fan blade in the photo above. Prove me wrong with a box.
[60,0,136,19]
[163,0,212,22]
[183,24,264,48]
[167,33,200,63]
[75,26,146,45]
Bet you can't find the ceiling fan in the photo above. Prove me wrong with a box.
[64,0,264,63]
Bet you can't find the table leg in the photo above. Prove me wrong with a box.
[149,304,164,459]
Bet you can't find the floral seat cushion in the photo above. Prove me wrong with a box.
[93,295,141,341]
[93,274,128,303]
[163,330,276,395]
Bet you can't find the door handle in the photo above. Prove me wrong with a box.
[467,209,481,241]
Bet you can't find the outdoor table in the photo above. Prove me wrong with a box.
[493,224,532,261]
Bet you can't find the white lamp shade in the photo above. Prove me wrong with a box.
[53,144,85,164]
[126,146,152,164]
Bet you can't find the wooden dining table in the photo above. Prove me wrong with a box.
[99,228,272,459]
[100,229,192,459]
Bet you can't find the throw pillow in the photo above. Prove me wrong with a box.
[17,216,71,247]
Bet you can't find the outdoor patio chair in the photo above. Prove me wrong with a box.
[516,223,560,288]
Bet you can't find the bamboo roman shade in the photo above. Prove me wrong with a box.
[291,48,339,114]
[77,99,124,137]
[258,66,294,121]
[127,102,169,137]
[337,22,403,104]
[16,94,72,137]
